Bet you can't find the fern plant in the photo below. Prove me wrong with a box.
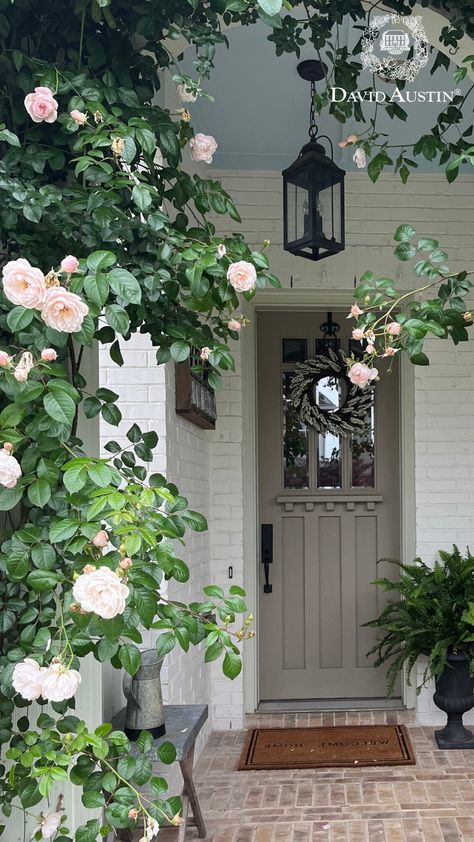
[365,547,474,695]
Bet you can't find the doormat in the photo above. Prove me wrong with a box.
[238,725,416,770]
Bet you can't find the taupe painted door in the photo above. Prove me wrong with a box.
[257,311,400,701]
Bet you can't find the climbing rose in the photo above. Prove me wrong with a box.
[119,557,133,570]
[2,258,46,309]
[353,147,367,169]
[0,351,10,366]
[12,658,45,701]
[128,809,139,820]
[41,662,81,702]
[383,346,398,357]
[41,287,88,333]
[348,362,378,388]
[73,566,130,619]
[352,328,365,341]
[350,304,363,317]
[200,347,211,361]
[39,812,62,839]
[41,348,57,362]
[24,86,58,123]
[60,255,79,274]
[227,261,257,293]
[92,529,109,548]
[339,133,359,148]
[386,321,401,336]
[189,133,217,164]
[366,344,375,354]
[0,447,22,488]
[228,319,241,332]
[70,109,87,125]
[217,244,227,259]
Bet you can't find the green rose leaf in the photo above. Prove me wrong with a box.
[108,268,142,304]
[157,741,176,765]
[119,643,141,676]
[43,391,76,426]
[223,651,242,679]
[27,479,52,508]
[257,0,282,15]
[6,307,34,332]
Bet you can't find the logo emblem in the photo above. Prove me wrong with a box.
[361,14,429,82]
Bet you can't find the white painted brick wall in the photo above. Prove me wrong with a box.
[99,170,474,731]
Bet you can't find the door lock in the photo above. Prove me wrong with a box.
[261,523,273,594]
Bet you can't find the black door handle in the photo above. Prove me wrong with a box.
[261,524,273,594]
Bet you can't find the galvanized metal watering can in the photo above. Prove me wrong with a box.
[123,649,166,740]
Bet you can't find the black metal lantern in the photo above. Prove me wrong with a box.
[283,60,345,261]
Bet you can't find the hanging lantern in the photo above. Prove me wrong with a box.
[283,60,345,261]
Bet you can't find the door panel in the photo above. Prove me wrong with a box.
[257,311,400,701]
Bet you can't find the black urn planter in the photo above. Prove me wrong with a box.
[433,653,474,749]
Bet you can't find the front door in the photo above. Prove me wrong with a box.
[257,311,400,702]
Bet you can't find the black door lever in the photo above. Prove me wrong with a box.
[261,524,273,594]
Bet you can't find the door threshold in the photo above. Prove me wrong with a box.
[258,697,404,712]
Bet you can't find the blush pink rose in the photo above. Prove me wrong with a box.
[41,287,89,333]
[41,662,81,702]
[200,347,211,361]
[383,346,399,357]
[217,244,227,259]
[228,319,241,332]
[0,351,10,366]
[350,304,363,317]
[14,369,28,382]
[366,344,375,354]
[189,133,218,164]
[386,321,401,336]
[24,86,58,124]
[70,109,87,125]
[2,258,46,309]
[339,133,359,148]
[12,658,45,701]
[119,557,133,570]
[353,147,367,169]
[41,348,57,362]
[352,328,365,341]
[0,447,22,488]
[72,566,130,619]
[348,362,378,389]
[39,812,62,839]
[227,261,257,293]
[60,255,79,274]
[92,529,109,548]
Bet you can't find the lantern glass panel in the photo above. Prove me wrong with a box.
[287,171,311,246]
[318,180,342,244]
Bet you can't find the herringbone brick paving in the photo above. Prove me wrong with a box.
[189,711,474,841]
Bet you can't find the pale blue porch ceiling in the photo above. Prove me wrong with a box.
[179,18,471,172]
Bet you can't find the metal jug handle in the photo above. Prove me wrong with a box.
[123,674,141,710]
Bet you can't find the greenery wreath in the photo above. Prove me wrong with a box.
[290,349,374,436]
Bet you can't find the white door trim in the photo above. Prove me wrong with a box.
[242,289,416,713]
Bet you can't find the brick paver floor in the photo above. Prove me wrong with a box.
[190,711,474,842]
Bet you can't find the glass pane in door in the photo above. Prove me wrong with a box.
[282,372,309,489]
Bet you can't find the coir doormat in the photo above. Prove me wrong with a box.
[238,725,415,770]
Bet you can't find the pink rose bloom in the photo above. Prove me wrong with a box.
[70,109,87,125]
[24,86,58,124]
[353,147,367,169]
[0,447,22,488]
[12,658,45,701]
[228,319,241,332]
[73,565,130,619]
[383,346,399,357]
[92,529,109,548]
[0,351,10,366]
[350,304,363,317]
[2,258,46,309]
[366,343,375,354]
[128,808,139,821]
[119,557,133,570]
[352,328,365,341]
[41,348,57,362]
[200,347,211,361]
[41,662,81,702]
[14,351,34,384]
[14,369,28,382]
[339,133,359,148]
[82,564,96,574]
[41,287,88,333]
[39,812,62,839]
[348,362,378,389]
[60,255,79,274]
[386,321,401,336]
[227,261,257,293]
[216,244,227,259]
[189,133,218,164]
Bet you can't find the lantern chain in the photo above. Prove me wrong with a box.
[308,79,318,141]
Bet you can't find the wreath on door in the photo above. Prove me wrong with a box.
[289,349,373,437]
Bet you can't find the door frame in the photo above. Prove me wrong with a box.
[241,289,416,713]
